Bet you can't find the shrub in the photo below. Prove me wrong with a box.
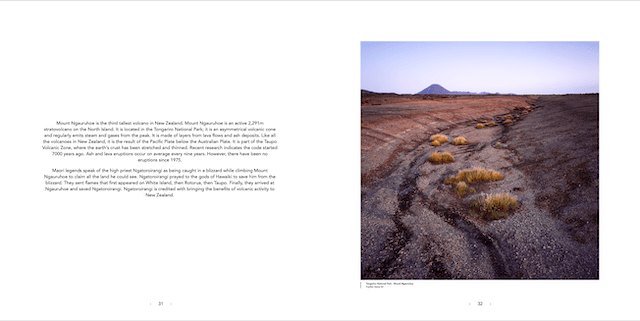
[452,136,468,145]
[503,120,512,125]
[455,181,475,196]
[431,140,441,147]
[487,122,498,127]
[504,115,514,119]
[430,134,448,144]
[476,124,485,129]
[445,167,503,185]
[469,193,519,220]
[429,152,454,164]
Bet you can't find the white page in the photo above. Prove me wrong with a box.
[0,1,637,320]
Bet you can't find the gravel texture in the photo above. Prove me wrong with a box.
[361,94,598,279]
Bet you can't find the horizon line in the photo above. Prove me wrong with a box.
[361,89,600,95]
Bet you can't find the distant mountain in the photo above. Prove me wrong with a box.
[416,84,450,95]
[416,84,512,95]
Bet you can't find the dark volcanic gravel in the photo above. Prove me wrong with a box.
[361,94,598,279]
[503,94,599,277]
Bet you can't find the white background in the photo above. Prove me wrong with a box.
[0,1,637,320]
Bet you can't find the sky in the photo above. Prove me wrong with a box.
[361,42,599,95]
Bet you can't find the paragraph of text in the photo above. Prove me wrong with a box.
[44,167,276,197]
[43,121,278,163]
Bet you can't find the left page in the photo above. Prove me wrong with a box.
[0,2,358,319]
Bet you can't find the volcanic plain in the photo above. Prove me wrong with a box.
[361,93,598,279]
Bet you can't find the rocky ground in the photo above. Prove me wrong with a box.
[361,94,598,279]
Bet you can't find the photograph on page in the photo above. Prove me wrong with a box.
[361,41,598,280]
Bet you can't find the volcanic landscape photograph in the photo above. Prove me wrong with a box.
[361,42,599,279]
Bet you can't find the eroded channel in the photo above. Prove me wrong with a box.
[362,107,534,279]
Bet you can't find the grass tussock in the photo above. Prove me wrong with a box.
[486,122,498,127]
[445,167,504,185]
[503,120,513,125]
[452,136,468,145]
[455,181,475,196]
[429,152,454,164]
[504,115,514,119]
[476,123,485,129]
[469,193,519,220]
[431,140,441,147]
[430,134,448,144]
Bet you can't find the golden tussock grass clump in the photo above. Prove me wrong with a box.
[476,123,485,129]
[431,140,441,147]
[429,152,454,164]
[522,111,529,114]
[469,193,519,220]
[430,134,448,144]
[503,120,513,125]
[454,181,475,196]
[486,122,498,127]
[452,136,468,145]
[504,115,514,119]
[445,167,504,185]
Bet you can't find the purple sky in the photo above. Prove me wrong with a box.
[361,42,599,95]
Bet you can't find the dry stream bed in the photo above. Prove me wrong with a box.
[361,94,598,279]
